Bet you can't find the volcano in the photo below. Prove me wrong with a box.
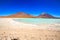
[0,12,34,18]
[37,12,55,18]
[8,12,34,18]
[0,12,59,18]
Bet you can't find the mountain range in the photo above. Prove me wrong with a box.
[0,12,59,18]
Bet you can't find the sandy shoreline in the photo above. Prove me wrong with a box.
[0,28,60,40]
[0,18,60,40]
[0,18,60,30]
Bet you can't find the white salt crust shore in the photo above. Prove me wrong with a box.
[0,18,60,30]
[0,18,60,40]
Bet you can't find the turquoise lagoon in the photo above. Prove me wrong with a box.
[14,18,60,24]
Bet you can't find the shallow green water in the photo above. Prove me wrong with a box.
[14,18,60,24]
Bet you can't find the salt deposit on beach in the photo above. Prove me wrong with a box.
[0,18,40,30]
[0,18,60,30]
[0,18,60,40]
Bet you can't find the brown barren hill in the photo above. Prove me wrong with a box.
[0,12,34,18]
[0,12,60,18]
[37,12,55,18]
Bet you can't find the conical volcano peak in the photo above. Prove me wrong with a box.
[16,12,26,15]
[8,12,34,18]
[40,12,51,16]
[12,12,27,15]
[11,12,29,16]
[38,12,55,18]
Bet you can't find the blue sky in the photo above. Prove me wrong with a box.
[0,0,60,17]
